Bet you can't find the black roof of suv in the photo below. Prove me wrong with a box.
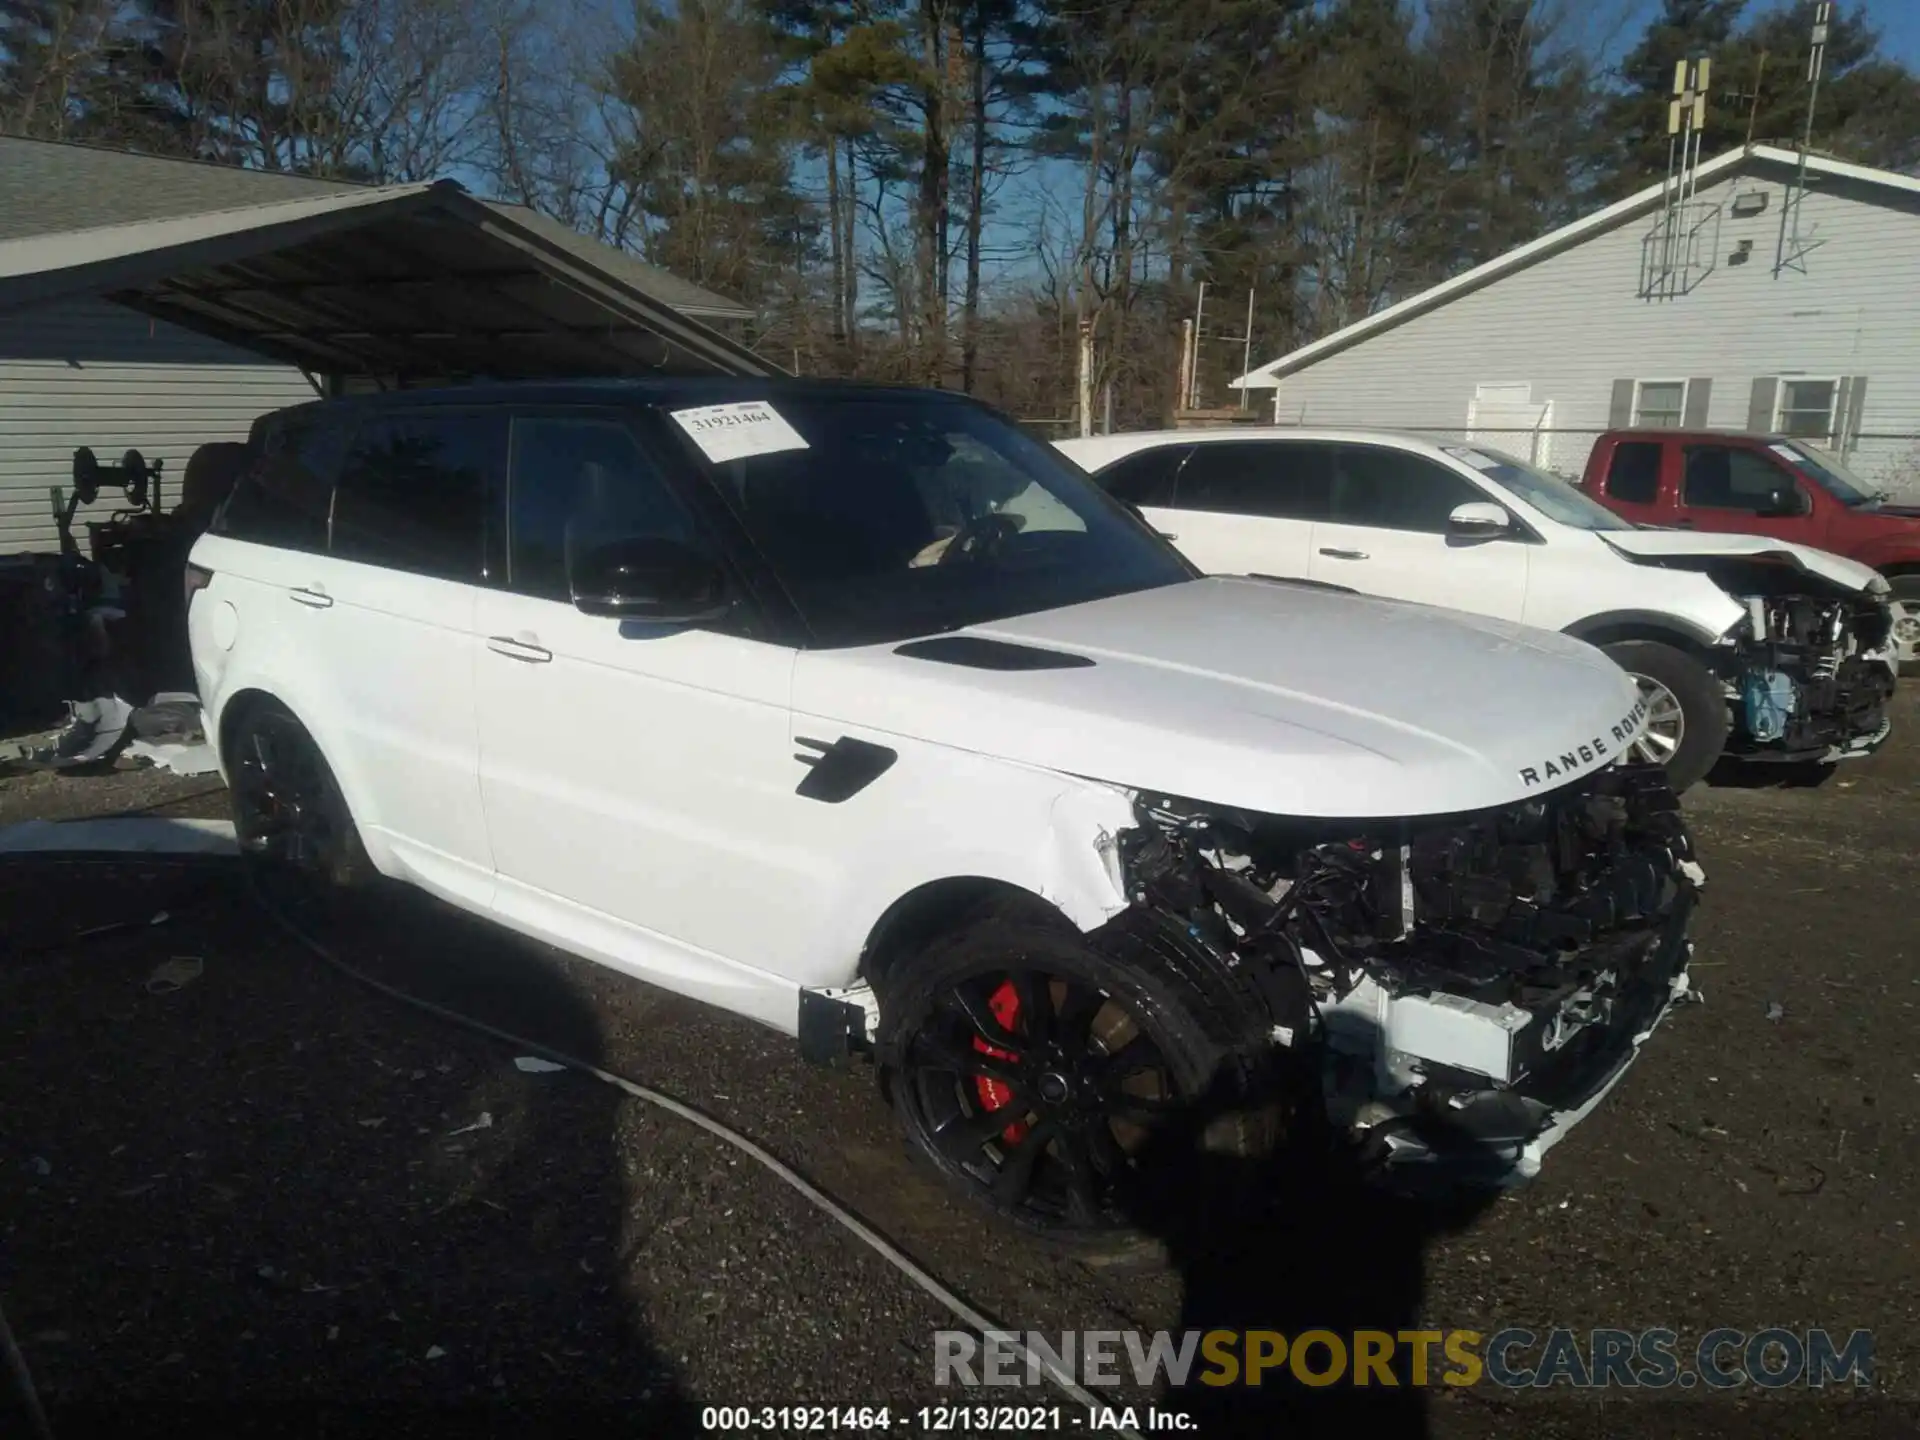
[252,376,975,438]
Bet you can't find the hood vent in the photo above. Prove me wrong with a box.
[893,636,1096,671]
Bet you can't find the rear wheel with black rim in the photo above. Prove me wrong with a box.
[227,699,370,905]
[1602,640,1728,793]
[879,909,1288,1242]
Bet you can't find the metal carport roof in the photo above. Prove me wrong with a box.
[0,179,777,380]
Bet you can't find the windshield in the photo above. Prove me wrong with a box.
[669,394,1194,647]
[1439,444,1636,531]
[1773,440,1879,506]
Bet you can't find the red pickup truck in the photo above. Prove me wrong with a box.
[1580,429,1920,663]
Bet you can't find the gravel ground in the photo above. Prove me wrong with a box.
[2,699,1918,1440]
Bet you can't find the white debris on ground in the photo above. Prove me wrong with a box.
[124,694,217,774]
[124,738,220,775]
[3,691,214,772]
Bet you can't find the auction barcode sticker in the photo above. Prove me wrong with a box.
[669,401,811,465]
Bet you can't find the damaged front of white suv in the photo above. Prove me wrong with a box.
[1603,531,1900,764]
[823,578,1704,1204]
[1106,766,1701,1189]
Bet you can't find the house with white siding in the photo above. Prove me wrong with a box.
[0,136,754,555]
[1232,144,1920,500]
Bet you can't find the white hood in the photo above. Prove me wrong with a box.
[792,577,1649,819]
[1602,530,1890,597]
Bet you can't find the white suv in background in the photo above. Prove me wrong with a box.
[186,382,1700,1229]
[1057,428,1898,792]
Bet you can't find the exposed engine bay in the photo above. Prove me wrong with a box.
[1112,763,1702,1185]
[1725,589,1895,760]
[1632,551,1899,761]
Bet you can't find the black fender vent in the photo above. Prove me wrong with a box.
[893,636,1095,670]
[794,735,898,803]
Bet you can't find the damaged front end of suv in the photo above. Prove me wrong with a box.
[1104,763,1702,1189]
[1718,574,1897,762]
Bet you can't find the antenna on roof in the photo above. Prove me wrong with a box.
[1774,0,1831,275]
[1644,56,1710,300]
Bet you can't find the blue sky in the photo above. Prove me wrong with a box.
[1865,0,1920,61]
[1608,0,1920,64]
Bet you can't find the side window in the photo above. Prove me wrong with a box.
[331,412,504,580]
[506,416,704,602]
[1681,445,1794,511]
[211,416,345,551]
[1329,447,1485,533]
[1095,447,1186,507]
[1605,441,1662,504]
[1176,442,1334,520]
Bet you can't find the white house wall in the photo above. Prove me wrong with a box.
[0,297,316,554]
[1267,167,1920,497]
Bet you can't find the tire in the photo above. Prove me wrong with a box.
[877,905,1293,1242]
[226,698,371,901]
[1888,573,1920,671]
[1602,640,1729,793]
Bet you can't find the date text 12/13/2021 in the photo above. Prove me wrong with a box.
[699,1406,1193,1432]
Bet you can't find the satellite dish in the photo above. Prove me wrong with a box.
[71,447,102,506]
[122,449,149,507]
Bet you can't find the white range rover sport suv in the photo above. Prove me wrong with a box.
[188,381,1701,1234]
[1057,428,1898,793]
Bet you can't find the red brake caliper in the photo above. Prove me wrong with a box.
[973,979,1030,1147]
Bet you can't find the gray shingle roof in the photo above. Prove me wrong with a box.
[0,134,753,319]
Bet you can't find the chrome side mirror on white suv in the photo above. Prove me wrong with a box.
[1447,500,1514,539]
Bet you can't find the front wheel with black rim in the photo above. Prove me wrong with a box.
[1601,640,1729,793]
[879,911,1287,1243]
[227,699,370,905]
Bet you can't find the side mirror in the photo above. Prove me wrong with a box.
[1762,486,1805,518]
[570,537,731,625]
[1447,500,1513,539]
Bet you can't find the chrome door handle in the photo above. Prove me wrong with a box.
[1157,531,1179,542]
[288,584,333,608]
[1317,547,1369,561]
[487,634,553,664]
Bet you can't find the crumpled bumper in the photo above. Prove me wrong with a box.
[1361,887,1697,1193]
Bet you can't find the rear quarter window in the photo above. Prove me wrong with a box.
[330,411,505,581]
[211,415,345,552]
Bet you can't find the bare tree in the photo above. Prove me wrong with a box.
[0,0,122,139]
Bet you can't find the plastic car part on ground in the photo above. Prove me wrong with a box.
[28,696,134,768]
[124,738,220,776]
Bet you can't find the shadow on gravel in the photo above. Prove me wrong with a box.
[0,858,698,1439]
[1118,1060,1494,1440]
[1702,756,1842,790]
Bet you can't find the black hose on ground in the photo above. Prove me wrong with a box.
[242,869,1135,1433]
[0,843,1144,1436]
[0,1291,54,1440]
